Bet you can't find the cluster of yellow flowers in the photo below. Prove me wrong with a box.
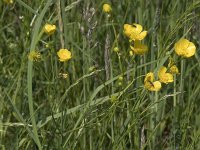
[122,21,196,91]
[102,4,196,92]
[28,23,72,63]
[144,64,174,92]
[28,23,72,78]
[144,38,196,92]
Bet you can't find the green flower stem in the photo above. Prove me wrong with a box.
[173,75,177,107]
[111,20,123,74]
[173,74,177,150]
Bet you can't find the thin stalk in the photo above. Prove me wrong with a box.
[57,0,65,48]
[60,0,68,47]
[27,61,42,149]
[173,75,177,107]
[27,0,52,149]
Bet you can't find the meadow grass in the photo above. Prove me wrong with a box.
[1,0,200,149]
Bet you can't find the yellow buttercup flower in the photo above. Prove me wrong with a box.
[174,39,196,58]
[144,72,161,91]
[103,4,112,13]
[168,57,179,74]
[123,23,147,41]
[44,24,56,35]
[57,49,72,62]
[130,40,148,55]
[3,0,13,4]
[158,66,173,84]
[28,50,41,61]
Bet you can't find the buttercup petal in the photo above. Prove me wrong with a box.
[124,23,147,41]
[144,72,154,82]
[144,81,153,90]
[123,24,134,38]
[137,31,147,40]
[184,42,196,57]
[151,81,162,91]
[144,72,162,91]
[158,66,173,84]
[165,73,173,82]
[158,66,167,79]
[133,23,143,34]
[103,4,112,13]
[175,39,189,51]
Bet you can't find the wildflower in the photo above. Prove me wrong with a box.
[168,57,179,74]
[144,72,161,91]
[57,49,72,62]
[103,4,112,13]
[28,50,41,61]
[113,47,119,52]
[174,39,196,58]
[130,40,148,55]
[3,0,13,4]
[44,24,56,35]
[123,23,147,41]
[158,66,173,84]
